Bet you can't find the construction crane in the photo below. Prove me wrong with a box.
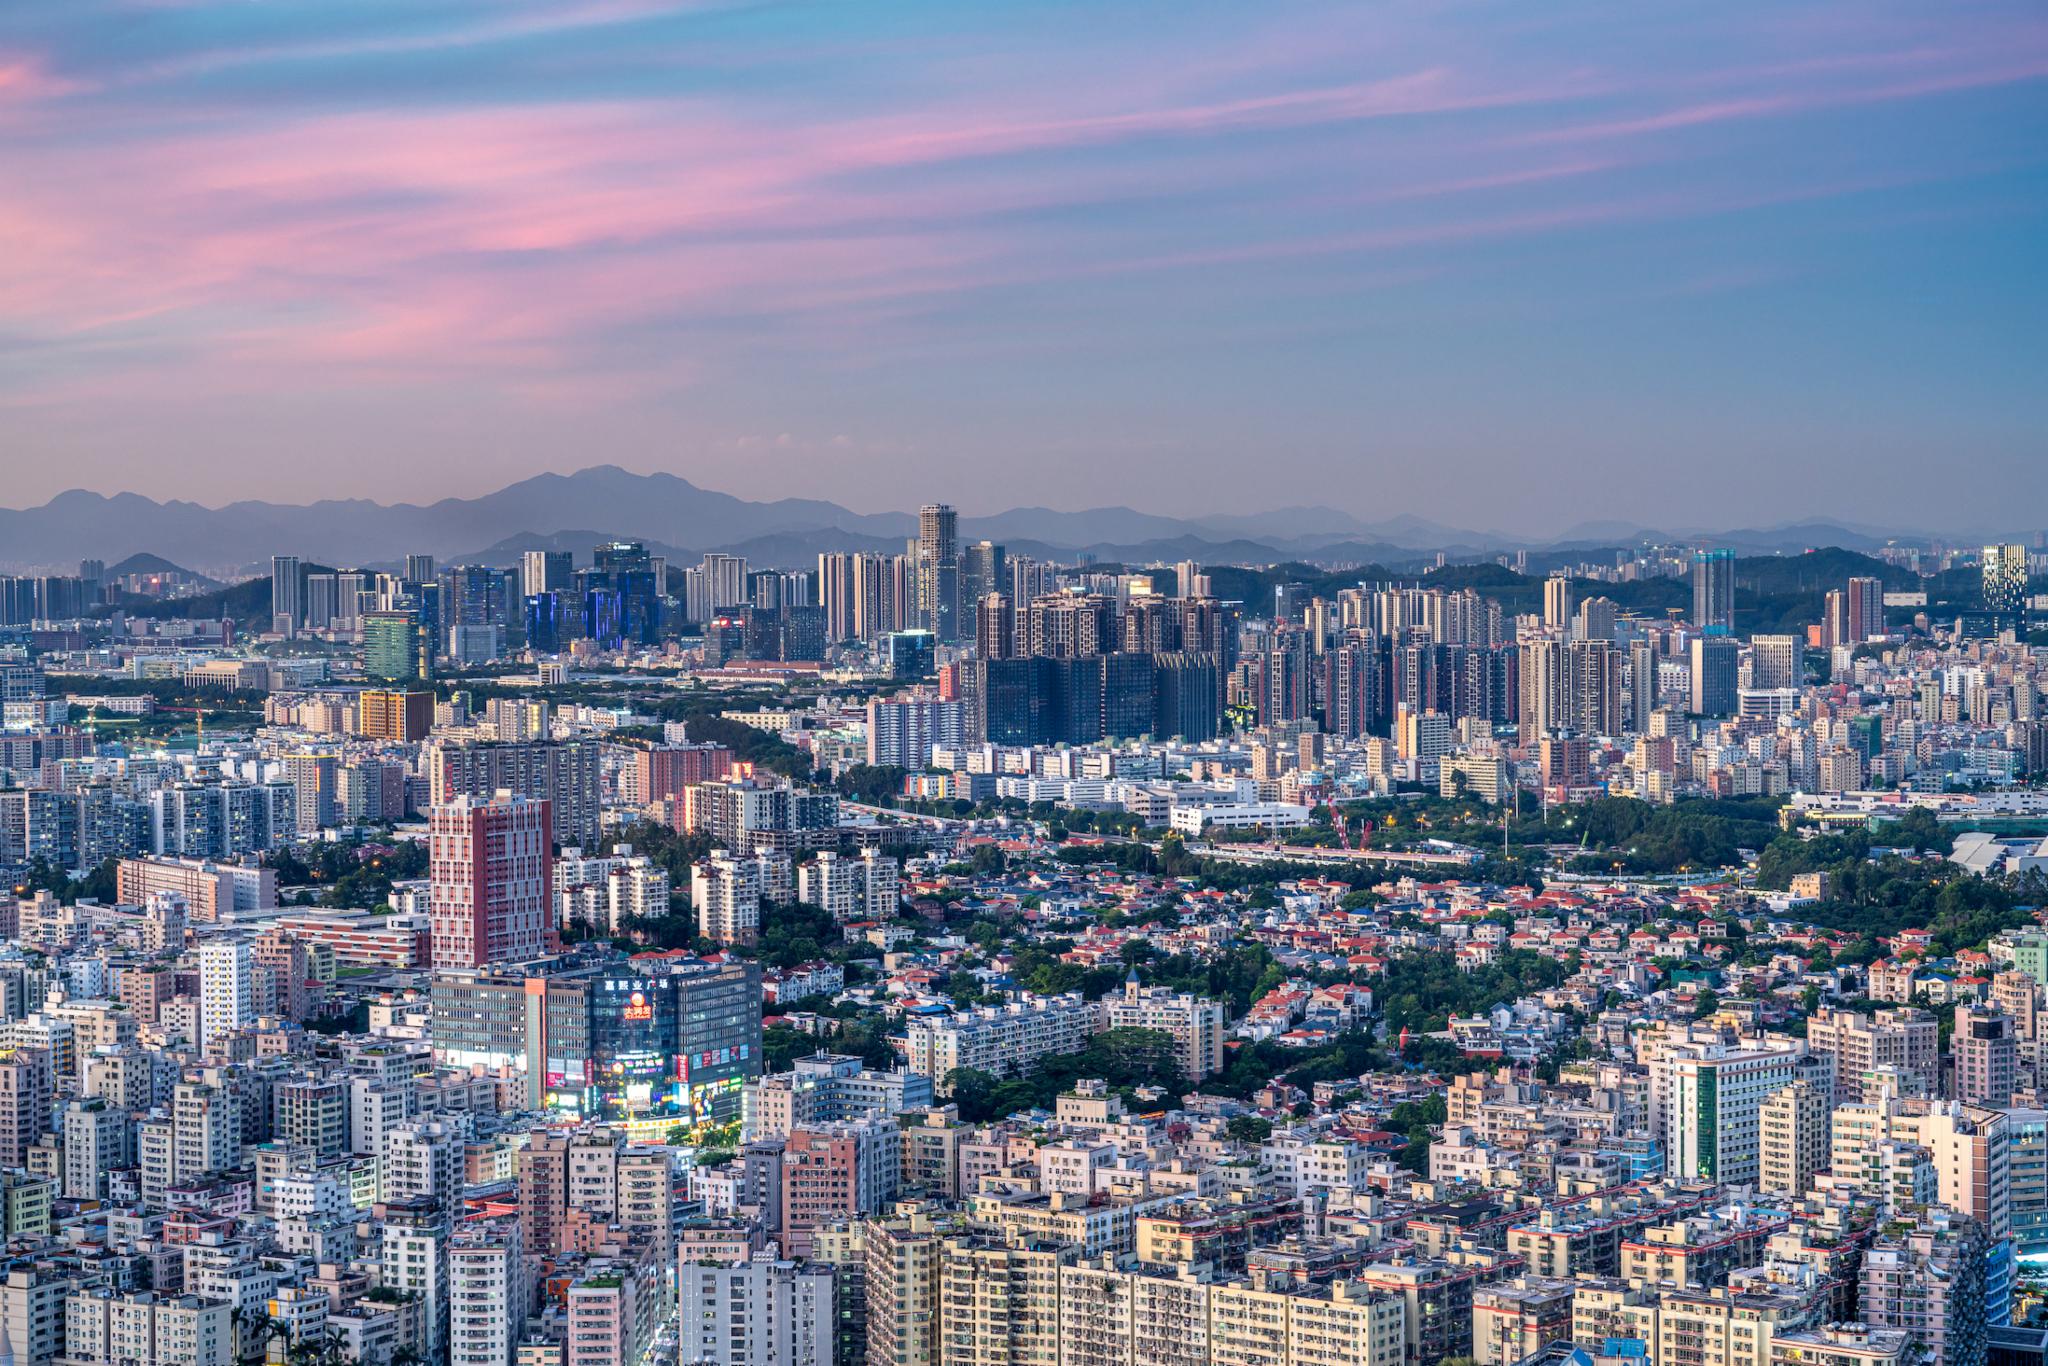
[157,704,213,743]
[1323,797,1375,852]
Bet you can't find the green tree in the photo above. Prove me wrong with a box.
[947,1067,1002,1123]
[1225,1115,1273,1145]
[1387,1093,1447,1174]
[763,1023,818,1072]
[750,902,844,970]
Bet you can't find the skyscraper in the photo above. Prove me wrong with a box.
[336,568,367,627]
[428,792,552,969]
[1567,640,1625,736]
[445,563,511,631]
[1542,574,1573,632]
[271,555,302,634]
[362,609,428,681]
[1320,640,1381,739]
[1690,548,1735,634]
[818,552,856,643]
[974,593,1015,660]
[1516,638,1619,738]
[197,940,253,1049]
[404,554,437,584]
[521,549,573,599]
[1690,636,1739,716]
[1749,634,1801,691]
[1627,638,1659,731]
[851,552,898,642]
[961,540,1006,610]
[1518,638,1567,738]
[1985,544,2028,627]
[698,553,750,618]
[525,590,571,652]
[1154,652,1222,741]
[304,572,338,630]
[582,539,661,646]
[917,504,960,642]
[1010,555,1053,604]
[1846,575,1886,643]
[1824,589,1850,648]
[1573,595,1616,644]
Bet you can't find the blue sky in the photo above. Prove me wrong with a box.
[1,0,2043,531]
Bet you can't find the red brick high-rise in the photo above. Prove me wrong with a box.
[429,791,552,969]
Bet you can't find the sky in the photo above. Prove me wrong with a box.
[1,0,2044,532]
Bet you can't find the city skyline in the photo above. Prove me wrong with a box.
[3,0,2045,524]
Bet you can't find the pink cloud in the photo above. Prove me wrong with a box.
[0,52,82,104]
[1,4,2041,411]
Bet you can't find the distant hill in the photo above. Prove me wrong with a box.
[0,463,1995,574]
[1704,522,1900,554]
[0,467,912,571]
[105,551,211,581]
[1733,547,1911,594]
[115,574,277,625]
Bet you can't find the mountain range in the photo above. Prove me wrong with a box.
[0,464,1940,576]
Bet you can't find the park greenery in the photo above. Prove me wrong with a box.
[1387,1093,1449,1173]
[1751,819,2032,953]
[1372,947,1574,1035]
[13,855,120,905]
[269,838,429,908]
[946,1026,1187,1121]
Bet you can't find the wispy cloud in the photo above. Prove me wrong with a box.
[0,51,80,104]
[0,0,2042,517]
[1522,56,2048,146]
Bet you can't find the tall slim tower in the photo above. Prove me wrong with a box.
[198,940,253,1049]
[851,552,894,642]
[1984,545,2028,629]
[1846,575,1886,644]
[1543,574,1573,633]
[271,555,302,634]
[974,593,1015,660]
[1690,636,1739,716]
[818,552,856,643]
[1824,589,1849,649]
[961,540,1006,610]
[1691,549,1735,635]
[917,504,960,643]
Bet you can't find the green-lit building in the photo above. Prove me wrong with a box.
[362,608,429,681]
